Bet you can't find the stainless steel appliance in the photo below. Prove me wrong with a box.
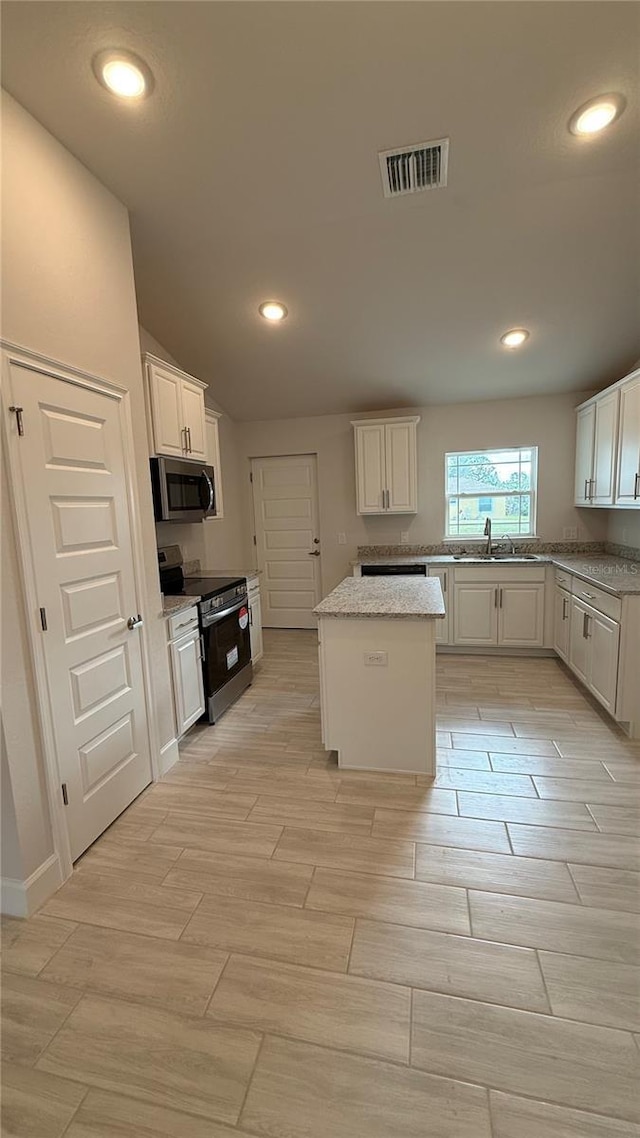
[151,457,216,523]
[360,563,427,576]
[158,546,252,722]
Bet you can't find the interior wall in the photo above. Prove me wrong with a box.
[141,327,248,572]
[239,391,608,597]
[607,510,640,551]
[1,92,175,887]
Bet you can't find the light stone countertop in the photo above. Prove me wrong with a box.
[162,595,201,618]
[352,552,640,597]
[187,568,261,581]
[314,576,445,620]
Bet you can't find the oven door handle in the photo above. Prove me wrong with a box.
[201,598,247,627]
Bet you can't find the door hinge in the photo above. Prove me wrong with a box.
[253,534,257,546]
[9,406,24,436]
[249,471,253,483]
[39,607,48,631]
[61,783,69,806]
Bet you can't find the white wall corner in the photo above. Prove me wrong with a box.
[1,851,62,917]
[159,736,180,776]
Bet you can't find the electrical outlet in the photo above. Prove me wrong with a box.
[622,528,628,544]
[562,526,577,540]
[400,531,409,544]
[337,533,346,545]
[364,651,388,667]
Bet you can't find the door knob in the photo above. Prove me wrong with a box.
[127,614,144,630]
[308,550,321,556]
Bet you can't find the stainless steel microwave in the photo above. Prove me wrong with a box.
[150,457,216,523]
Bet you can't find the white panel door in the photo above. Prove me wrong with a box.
[553,586,571,662]
[385,421,417,512]
[355,424,386,513]
[574,404,595,505]
[252,455,321,629]
[588,610,620,713]
[171,632,205,736]
[181,379,207,461]
[591,390,619,505]
[615,374,640,505]
[8,364,153,860]
[453,583,498,646]
[147,362,185,457]
[428,567,450,644]
[498,583,544,647]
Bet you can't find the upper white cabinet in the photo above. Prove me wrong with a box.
[205,409,224,519]
[574,390,619,506]
[352,416,419,514]
[615,371,640,506]
[575,367,640,509]
[145,354,207,462]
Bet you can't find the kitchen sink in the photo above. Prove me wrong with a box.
[453,554,540,562]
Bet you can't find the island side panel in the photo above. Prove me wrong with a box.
[318,615,436,774]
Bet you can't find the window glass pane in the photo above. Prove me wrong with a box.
[444,446,536,538]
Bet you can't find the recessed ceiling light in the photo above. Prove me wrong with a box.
[569,93,625,136]
[259,301,288,322]
[500,328,530,349]
[93,49,153,99]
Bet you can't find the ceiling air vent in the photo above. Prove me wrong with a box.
[379,138,449,198]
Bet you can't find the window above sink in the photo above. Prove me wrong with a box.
[445,446,538,540]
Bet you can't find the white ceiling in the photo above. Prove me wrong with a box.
[2,2,639,420]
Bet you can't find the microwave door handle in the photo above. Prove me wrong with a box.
[200,469,214,513]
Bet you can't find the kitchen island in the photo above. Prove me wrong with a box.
[314,576,445,774]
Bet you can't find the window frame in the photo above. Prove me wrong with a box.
[443,445,538,541]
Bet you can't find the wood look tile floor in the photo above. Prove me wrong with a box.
[2,632,640,1137]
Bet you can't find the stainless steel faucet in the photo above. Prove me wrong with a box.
[503,534,516,554]
[483,516,492,556]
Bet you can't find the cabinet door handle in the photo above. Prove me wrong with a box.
[199,634,205,661]
[562,597,568,620]
[499,588,503,608]
[634,472,640,500]
[181,427,188,452]
[494,588,498,608]
[580,591,595,600]
[582,612,590,639]
[589,478,595,499]
[584,478,589,501]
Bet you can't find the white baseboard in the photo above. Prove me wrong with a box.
[1,852,62,917]
[159,736,180,776]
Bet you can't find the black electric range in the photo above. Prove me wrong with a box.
[159,548,252,723]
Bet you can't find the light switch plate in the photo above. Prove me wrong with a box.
[562,526,577,540]
[337,533,346,545]
[364,651,388,667]
[400,532,409,543]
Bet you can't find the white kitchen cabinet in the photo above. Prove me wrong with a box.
[248,574,263,663]
[352,416,419,514]
[615,371,640,506]
[553,585,571,663]
[145,354,208,462]
[574,389,619,506]
[498,583,545,647]
[453,567,545,649]
[569,595,619,713]
[205,409,224,518]
[428,566,451,645]
[167,607,205,737]
[453,583,498,646]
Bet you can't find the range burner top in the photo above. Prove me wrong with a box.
[179,576,244,600]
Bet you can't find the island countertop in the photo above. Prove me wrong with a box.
[314,576,445,619]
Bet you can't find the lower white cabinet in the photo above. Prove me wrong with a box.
[453,578,544,648]
[428,567,450,645]
[569,595,620,714]
[553,585,571,663]
[248,575,264,663]
[167,607,205,737]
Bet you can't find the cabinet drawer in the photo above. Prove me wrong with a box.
[570,579,621,622]
[168,606,199,641]
[453,565,546,584]
[555,569,572,589]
